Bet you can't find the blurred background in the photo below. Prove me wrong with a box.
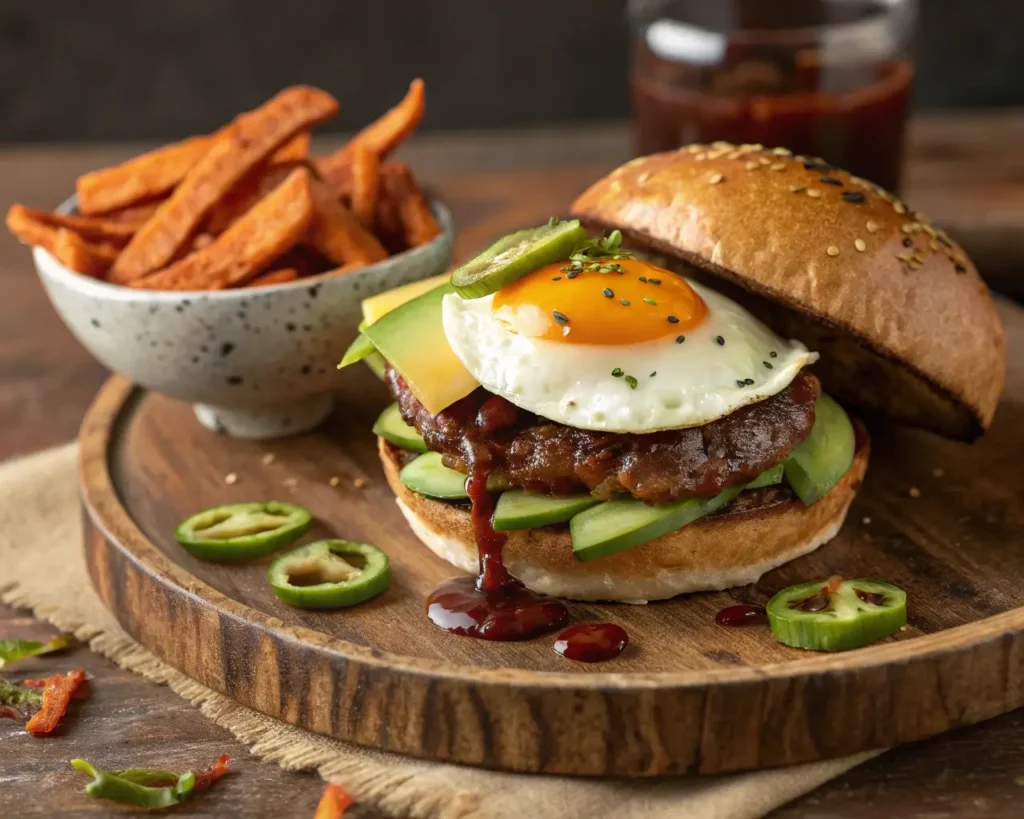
[0,0,1022,142]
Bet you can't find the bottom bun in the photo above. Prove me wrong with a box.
[379,424,870,602]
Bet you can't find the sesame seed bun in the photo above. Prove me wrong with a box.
[570,145,1006,440]
[379,428,870,603]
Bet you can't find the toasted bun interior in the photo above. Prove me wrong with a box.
[570,147,1006,440]
[379,428,870,603]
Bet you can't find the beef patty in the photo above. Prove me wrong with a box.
[388,368,820,503]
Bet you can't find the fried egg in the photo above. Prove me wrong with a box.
[441,258,817,432]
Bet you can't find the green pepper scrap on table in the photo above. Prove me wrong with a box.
[72,754,230,809]
[175,501,312,562]
[268,540,391,610]
[0,635,74,668]
[0,677,42,707]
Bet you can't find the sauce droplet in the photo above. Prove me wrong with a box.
[428,576,569,641]
[553,623,629,662]
[715,604,768,627]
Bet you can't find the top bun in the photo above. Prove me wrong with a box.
[570,144,1006,440]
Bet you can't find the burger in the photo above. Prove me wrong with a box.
[341,144,1005,604]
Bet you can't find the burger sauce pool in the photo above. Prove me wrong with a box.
[631,0,914,192]
[425,398,628,660]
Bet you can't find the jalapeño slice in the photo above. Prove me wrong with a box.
[267,540,390,609]
[449,219,588,299]
[175,501,311,562]
[767,577,907,652]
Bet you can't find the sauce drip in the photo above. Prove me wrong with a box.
[554,623,629,663]
[715,604,768,627]
[426,408,570,641]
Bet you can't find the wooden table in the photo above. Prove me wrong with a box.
[1,115,1023,817]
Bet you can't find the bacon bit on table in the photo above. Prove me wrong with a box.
[0,705,20,720]
[314,783,353,818]
[193,754,231,790]
[23,669,88,735]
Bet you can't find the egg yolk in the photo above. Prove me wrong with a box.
[492,258,707,345]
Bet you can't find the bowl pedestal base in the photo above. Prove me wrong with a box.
[193,393,334,439]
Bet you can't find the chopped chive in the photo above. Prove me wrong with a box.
[547,216,559,226]
[763,361,774,369]
[567,270,579,279]
[620,298,631,306]
[552,311,569,325]
[642,296,657,306]
[648,278,662,285]
[736,380,746,388]
[675,335,685,344]
[716,336,725,346]
[639,276,648,283]
[667,315,680,324]
[611,368,623,377]
[624,375,638,389]
[602,288,614,298]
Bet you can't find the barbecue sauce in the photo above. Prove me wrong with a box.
[426,408,570,641]
[715,604,768,627]
[554,624,629,663]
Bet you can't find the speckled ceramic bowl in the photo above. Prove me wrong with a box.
[34,195,454,439]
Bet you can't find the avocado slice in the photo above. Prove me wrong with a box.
[784,393,856,506]
[373,403,427,453]
[746,462,784,489]
[398,452,468,500]
[493,491,599,531]
[358,284,479,414]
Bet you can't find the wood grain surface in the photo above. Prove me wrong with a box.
[75,293,1024,777]
[2,116,1024,814]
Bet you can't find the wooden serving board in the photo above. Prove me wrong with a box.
[78,300,1024,778]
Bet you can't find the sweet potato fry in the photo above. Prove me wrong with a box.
[319,79,425,177]
[6,206,120,276]
[205,160,310,236]
[246,267,299,287]
[7,204,138,245]
[380,162,441,247]
[308,178,387,265]
[349,144,380,229]
[99,197,167,224]
[131,167,314,291]
[76,132,220,216]
[272,132,311,163]
[111,86,339,284]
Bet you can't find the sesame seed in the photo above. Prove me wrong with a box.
[763,360,774,369]
[602,288,614,298]
[901,224,915,234]
[745,161,759,171]
[903,237,914,248]
[866,220,880,233]
[354,478,368,489]
[612,368,623,377]
[625,375,638,389]
[552,310,569,325]
[820,176,843,186]
[770,162,786,171]
[552,276,562,281]
[261,453,276,466]
[789,185,806,194]
[716,336,725,346]
[667,315,680,324]
[773,147,792,156]
[695,152,707,161]
[676,335,686,344]
[827,245,840,257]
[329,476,341,487]
[642,296,657,306]
[842,191,866,204]
[727,151,740,160]
[893,202,907,214]
[862,516,872,525]
[225,472,238,485]
[908,486,921,499]
[283,477,298,489]
[744,378,754,385]
[855,238,867,252]
[932,467,945,478]
[955,263,967,274]
[708,172,723,184]
[649,371,657,378]
[736,380,747,388]
[620,298,631,306]
[807,189,822,198]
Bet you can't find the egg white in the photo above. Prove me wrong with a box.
[441,277,818,433]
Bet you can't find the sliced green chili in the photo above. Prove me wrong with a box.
[71,759,196,809]
[175,501,312,562]
[268,540,390,610]
[0,634,73,668]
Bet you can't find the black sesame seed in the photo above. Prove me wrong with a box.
[611,368,623,377]
[803,160,831,172]
[620,298,631,306]
[602,288,614,298]
[820,176,843,186]
[649,371,657,378]
[769,350,778,358]
[676,335,685,344]
[552,276,562,281]
[667,315,680,324]
[763,361,774,369]
[552,310,569,325]
[841,191,866,204]
[955,263,967,273]
[903,237,913,247]
[736,380,747,388]
[625,375,638,389]
[716,336,725,346]
[744,378,755,385]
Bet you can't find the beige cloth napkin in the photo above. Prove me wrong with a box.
[0,444,880,819]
